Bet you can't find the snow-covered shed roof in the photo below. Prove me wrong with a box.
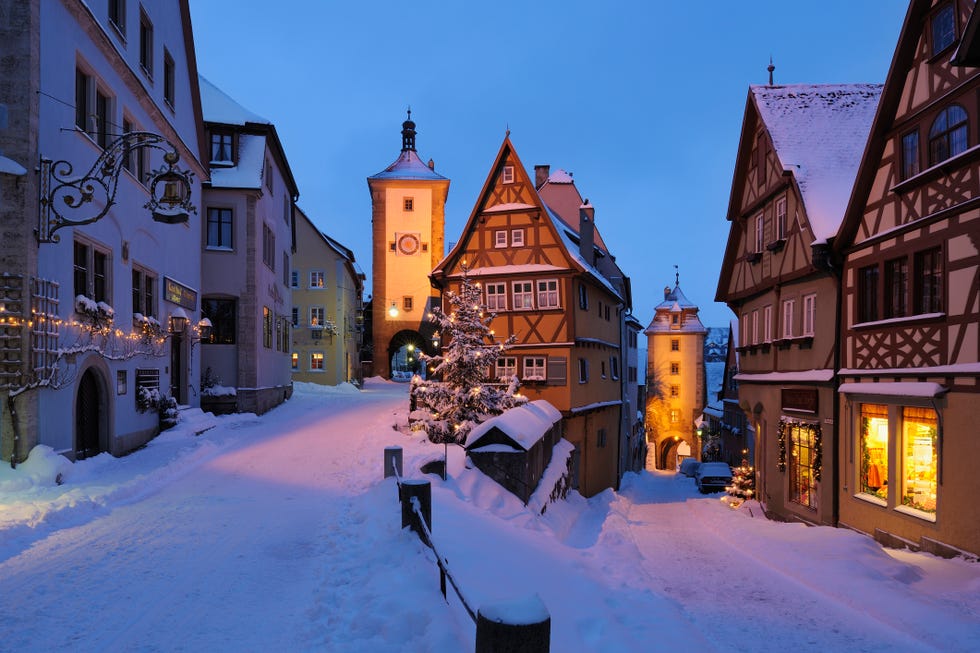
[369,149,447,181]
[465,400,562,451]
[199,76,270,126]
[751,83,882,242]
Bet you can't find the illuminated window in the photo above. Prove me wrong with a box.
[669,409,679,423]
[310,352,324,371]
[671,339,679,351]
[309,271,324,288]
[670,362,679,375]
[263,306,272,349]
[291,352,299,370]
[860,403,889,501]
[788,421,818,509]
[902,406,937,514]
[536,279,559,309]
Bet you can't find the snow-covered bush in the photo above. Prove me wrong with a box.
[75,294,114,330]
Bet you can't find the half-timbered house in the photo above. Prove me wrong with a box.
[716,82,881,525]
[431,137,633,497]
[833,0,980,558]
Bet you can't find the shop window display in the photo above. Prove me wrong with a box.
[860,403,889,501]
[902,406,937,514]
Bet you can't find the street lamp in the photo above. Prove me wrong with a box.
[37,131,197,244]
[388,302,399,318]
[169,307,189,334]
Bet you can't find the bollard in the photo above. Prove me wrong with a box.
[384,445,403,479]
[400,479,431,543]
[475,595,550,653]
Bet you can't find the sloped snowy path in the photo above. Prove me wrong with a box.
[1,379,978,652]
[0,382,466,652]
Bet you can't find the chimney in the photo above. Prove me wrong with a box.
[664,286,671,299]
[427,158,435,170]
[534,164,550,189]
[579,201,595,266]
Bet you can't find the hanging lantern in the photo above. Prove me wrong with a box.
[149,152,193,224]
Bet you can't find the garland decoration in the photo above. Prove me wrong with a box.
[812,422,823,482]
[777,419,787,472]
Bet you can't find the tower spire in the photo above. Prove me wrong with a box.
[401,107,416,152]
[768,56,775,86]
[674,264,679,287]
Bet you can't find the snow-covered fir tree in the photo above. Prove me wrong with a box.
[410,266,526,444]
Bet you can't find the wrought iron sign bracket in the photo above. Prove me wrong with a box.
[37,131,197,244]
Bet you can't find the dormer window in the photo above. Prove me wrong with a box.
[931,3,956,57]
[210,130,234,163]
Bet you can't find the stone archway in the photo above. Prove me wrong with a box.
[387,329,436,379]
[659,438,680,471]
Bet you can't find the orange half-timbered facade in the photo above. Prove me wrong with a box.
[432,138,632,497]
[717,83,881,526]
[834,0,980,558]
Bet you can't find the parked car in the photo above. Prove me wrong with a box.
[695,462,733,493]
[679,458,701,477]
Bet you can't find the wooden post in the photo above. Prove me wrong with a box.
[399,479,431,543]
[384,445,402,479]
[475,595,550,653]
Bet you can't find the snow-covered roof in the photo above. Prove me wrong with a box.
[735,369,834,383]
[547,169,574,184]
[464,400,561,450]
[751,83,882,242]
[199,75,270,125]
[208,133,266,189]
[545,205,622,300]
[453,264,564,277]
[483,202,537,213]
[369,149,447,181]
[838,382,947,398]
[655,283,698,310]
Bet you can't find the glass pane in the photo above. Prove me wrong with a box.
[860,404,889,500]
[902,407,937,513]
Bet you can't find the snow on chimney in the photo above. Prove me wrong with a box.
[579,200,595,266]
[534,165,550,189]
[664,286,671,298]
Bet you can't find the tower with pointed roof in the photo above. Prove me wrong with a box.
[644,273,708,471]
[367,113,450,378]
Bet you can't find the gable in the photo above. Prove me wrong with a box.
[435,138,579,280]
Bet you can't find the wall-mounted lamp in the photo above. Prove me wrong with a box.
[169,307,189,334]
[388,302,399,318]
[37,131,197,244]
[197,317,213,341]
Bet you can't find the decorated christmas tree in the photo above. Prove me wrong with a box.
[410,265,526,444]
[726,454,756,508]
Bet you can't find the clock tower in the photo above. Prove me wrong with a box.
[367,112,450,378]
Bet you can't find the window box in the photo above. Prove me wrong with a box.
[766,239,786,252]
[746,252,762,264]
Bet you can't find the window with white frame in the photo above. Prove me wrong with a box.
[536,279,559,309]
[803,294,816,336]
[131,266,156,318]
[309,271,324,288]
[290,270,299,288]
[523,356,546,381]
[755,213,764,253]
[310,306,325,327]
[782,298,795,338]
[502,165,515,184]
[511,229,525,247]
[310,352,324,371]
[775,197,787,241]
[578,358,589,383]
[751,309,759,345]
[494,231,508,248]
[512,281,534,309]
[495,356,517,380]
[486,282,507,311]
[764,305,773,342]
[74,238,110,303]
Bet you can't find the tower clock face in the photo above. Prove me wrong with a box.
[397,233,420,255]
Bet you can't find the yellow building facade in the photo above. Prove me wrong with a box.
[644,280,707,470]
[366,113,449,377]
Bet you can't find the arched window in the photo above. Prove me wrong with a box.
[928,105,968,165]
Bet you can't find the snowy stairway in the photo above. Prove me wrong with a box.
[177,406,219,435]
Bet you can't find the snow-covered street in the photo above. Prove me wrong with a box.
[1,379,978,652]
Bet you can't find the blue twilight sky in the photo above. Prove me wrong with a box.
[188,1,908,329]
